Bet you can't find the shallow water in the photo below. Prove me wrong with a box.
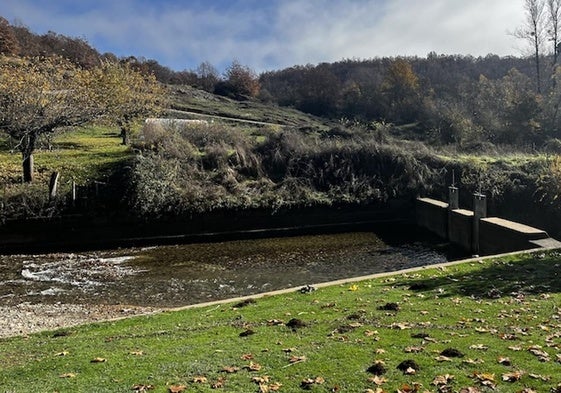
[0,230,458,308]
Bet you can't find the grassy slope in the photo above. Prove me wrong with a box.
[0,126,130,186]
[2,250,561,392]
[168,85,335,131]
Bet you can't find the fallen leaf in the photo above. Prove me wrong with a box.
[241,353,254,360]
[508,345,522,351]
[462,358,484,365]
[374,348,386,354]
[269,382,282,391]
[404,367,416,375]
[168,385,187,393]
[348,284,359,291]
[365,330,379,337]
[221,366,240,373]
[368,375,388,385]
[211,377,226,389]
[458,388,481,393]
[192,376,207,383]
[502,371,523,382]
[471,372,495,389]
[397,383,421,393]
[528,345,550,361]
[404,346,424,353]
[59,373,76,378]
[132,385,155,392]
[90,357,107,363]
[301,376,325,389]
[55,351,69,357]
[432,374,454,385]
[245,362,262,371]
[390,322,411,330]
[289,355,307,363]
[435,355,452,362]
[130,350,144,356]
[528,373,551,381]
[252,376,270,384]
[497,356,511,365]
[468,344,488,350]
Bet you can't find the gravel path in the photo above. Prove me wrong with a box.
[0,303,161,338]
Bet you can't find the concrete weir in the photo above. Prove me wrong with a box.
[416,190,561,255]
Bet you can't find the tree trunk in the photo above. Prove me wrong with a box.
[120,127,129,145]
[22,152,34,183]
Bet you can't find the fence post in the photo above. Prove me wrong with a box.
[48,171,60,201]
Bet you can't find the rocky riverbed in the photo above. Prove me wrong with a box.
[0,303,160,338]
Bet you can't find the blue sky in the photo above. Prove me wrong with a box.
[1,0,526,73]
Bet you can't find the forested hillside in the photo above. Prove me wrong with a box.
[4,13,561,240]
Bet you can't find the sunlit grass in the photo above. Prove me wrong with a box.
[2,250,561,392]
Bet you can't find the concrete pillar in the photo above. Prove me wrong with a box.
[448,186,459,210]
[472,193,487,255]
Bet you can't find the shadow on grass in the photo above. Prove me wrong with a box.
[399,250,561,298]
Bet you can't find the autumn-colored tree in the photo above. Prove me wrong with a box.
[0,17,19,55]
[0,56,106,182]
[96,61,166,145]
[215,60,260,99]
[381,58,421,122]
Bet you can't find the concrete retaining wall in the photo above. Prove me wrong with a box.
[448,209,473,251]
[416,197,560,255]
[479,217,549,255]
[416,198,448,239]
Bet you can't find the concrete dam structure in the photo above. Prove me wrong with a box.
[416,186,561,255]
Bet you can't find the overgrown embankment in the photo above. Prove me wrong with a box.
[127,120,561,237]
[2,119,561,247]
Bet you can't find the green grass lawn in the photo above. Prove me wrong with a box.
[2,250,561,392]
[0,126,131,186]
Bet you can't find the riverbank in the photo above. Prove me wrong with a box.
[3,248,561,392]
[0,303,160,338]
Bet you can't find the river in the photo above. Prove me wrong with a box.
[0,228,461,308]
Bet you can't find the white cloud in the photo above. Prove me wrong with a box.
[0,0,527,72]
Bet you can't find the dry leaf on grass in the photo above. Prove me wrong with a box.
[168,385,187,393]
[289,355,307,363]
[132,385,155,392]
[432,374,454,385]
[501,371,523,382]
[221,366,240,373]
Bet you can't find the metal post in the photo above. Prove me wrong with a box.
[448,186,459,210]
[472,193,487,255]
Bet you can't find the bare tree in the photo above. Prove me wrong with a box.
[547,0,561,67]
[515,0,545,93]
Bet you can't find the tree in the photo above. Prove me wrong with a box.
[0,17,19,55]
[515,0,545,93]
[381,58,421,122]
[215,60,260,99]
[547,0,561,67]
[97,61,166,145]
[195,61,219,92]
[0,56,106,182]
